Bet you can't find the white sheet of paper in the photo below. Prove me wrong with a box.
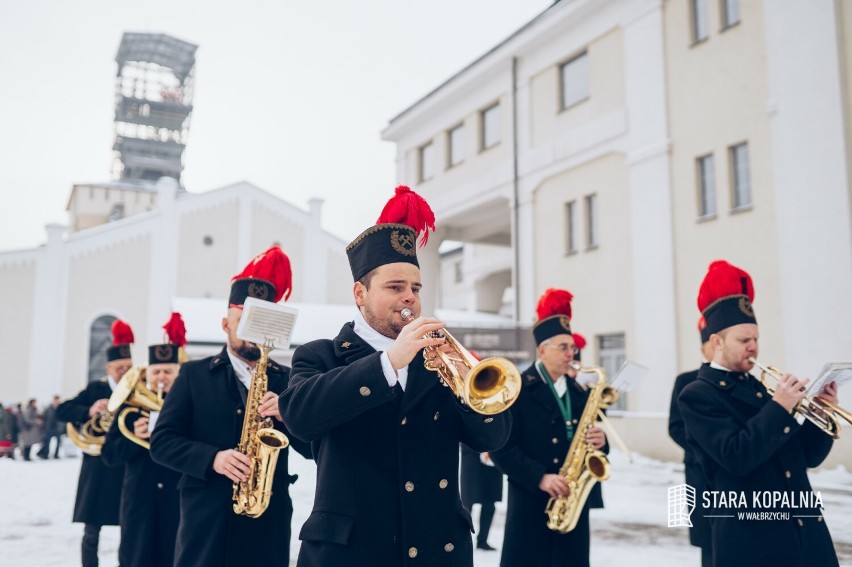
[610,362,649,393]
[236,297,299,349]
[807,362,852,396]
[147,410,160,433]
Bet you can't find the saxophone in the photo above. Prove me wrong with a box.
[232,340,290,518]
[544,365,618,533]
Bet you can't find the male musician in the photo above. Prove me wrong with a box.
[668,317,714,566]
[491,289,607,567]
[279,186,512,567]
[678,260,840,567]
[150,246,311,567]
[102,312,186,567]
[57,319,132,567]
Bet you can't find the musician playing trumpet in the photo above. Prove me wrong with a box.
[491,289,607,567]
[101,312,185,567]
[279,187,511,567]
[678,260,840,567]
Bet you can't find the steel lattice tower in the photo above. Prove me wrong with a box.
[112,32,197,184]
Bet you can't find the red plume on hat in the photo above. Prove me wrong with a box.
[232,245,293,302]
[376,185,436,246]
[697,260,754,313]
[111,319,134,345]
[698,316,707,332]
[163,312,187,347]
[572,333,587,350]
[535,288,574,321]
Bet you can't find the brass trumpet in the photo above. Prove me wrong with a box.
[107,367,164,450]
[401,308,521,415]
[749,357,852,439]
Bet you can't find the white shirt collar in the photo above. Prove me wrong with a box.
[537,360,568,397]
[352,308,397,354]
[226,349,254,390]
[107,375,118,391]
[710,361,732,372]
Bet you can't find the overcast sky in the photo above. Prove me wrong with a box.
[0,0,552,252]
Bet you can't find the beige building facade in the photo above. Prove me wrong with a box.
[0,178,352,403]
[384,0,852,465]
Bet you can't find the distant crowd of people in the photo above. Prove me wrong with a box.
[0,395,66,460]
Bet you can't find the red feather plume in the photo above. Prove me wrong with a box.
[232,245,293,302]
[376,185,436,246]
[697,316,707,332]
[572,333,587,350]
[535,288,574,321]
[697,260,754,312]
[163,312,187,347]
[111,319,134,345]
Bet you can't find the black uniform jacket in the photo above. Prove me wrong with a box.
[668,368,711,549]
[279,322,512,567]
[102,401,181,567]
[57,380,125,526]
[678,364,838,567]
[460,444,503,507]
[490,364,607,567]
[150,348,312,567]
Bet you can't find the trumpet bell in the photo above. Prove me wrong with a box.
[464,357,523,415]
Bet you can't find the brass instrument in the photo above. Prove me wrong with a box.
[232,340,290,518]
[107,366,164,450]
[66,410,115,457]
[400,308,521,415]
[749,357,852,439]
[545,365,618,533]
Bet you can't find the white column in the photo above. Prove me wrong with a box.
[514,188,536,325]
[146,177,180,344]
[302,198,328,303]
[623,2,678,411]
[763,1,852,370]
[28,224,69,402]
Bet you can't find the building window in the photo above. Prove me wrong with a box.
[419,142,434,182]
[584,194,598,248]
[696,154,716,218]
[454,260,463,283]
[447,124,465,167]
[560,52,589,110]
[598,333,626,410]
[691,0,709,43]
[481,103,501,150]
[564,201,578,254]
[721,0,740,28]
[730,142,751,210]
[108,203,125,222]
[88,315,117,384]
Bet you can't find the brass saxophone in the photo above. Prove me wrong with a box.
[232,340,290,518]
[545,365,618,533]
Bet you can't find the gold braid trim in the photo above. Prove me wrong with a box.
[346,223,415,251]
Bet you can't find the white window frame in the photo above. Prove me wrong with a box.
[418,141,434,182]
[559,52,589,110]
[584,193,598,249]
[447,124,465,168]
[729,142,751,210]
[721,0,740,29]
[691,0,709,43]
[480,103,501,151]
[565,200,578,254]
[697,154,716,219]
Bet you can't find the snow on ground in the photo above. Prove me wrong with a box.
[2,445,851,566]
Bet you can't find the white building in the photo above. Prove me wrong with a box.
[383,0,852,465]
[0,178,353,403]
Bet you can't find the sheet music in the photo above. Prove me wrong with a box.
[807,362,852,396]
[610,361,649,393]
[236,297,299,349]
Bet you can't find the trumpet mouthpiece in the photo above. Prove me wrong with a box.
[400,308,413,320]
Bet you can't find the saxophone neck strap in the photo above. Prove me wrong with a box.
[536,360,574,439]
